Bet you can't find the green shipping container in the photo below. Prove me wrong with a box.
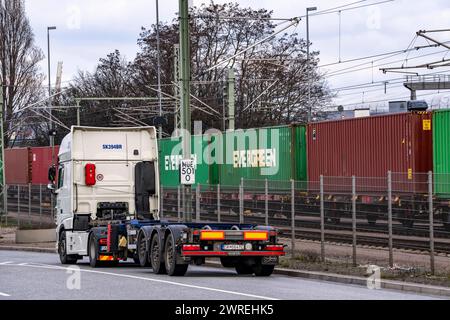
[218,124,307,187]
[158,135,217,187]
[433,109,450,197]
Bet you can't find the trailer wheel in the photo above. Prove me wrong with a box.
[137,232,151,267]
[235,263,253,275]
[58,231,78,265]
[164,233,188,276]
[220,257,235,268]
[253,260,275,277]
[150,234,166,274]
[88,235,101,268]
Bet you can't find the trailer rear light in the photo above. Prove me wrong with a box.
[85,163,96,186]
[269,231,277,236]
[193,230,200,236]
[200,231,225,240]
[265,245,284,251]
[182,244,201,251]
[244,231,268,241]
[99,238,107,245]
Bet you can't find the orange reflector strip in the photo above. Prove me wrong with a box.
[200,231,225,240]
[99,255,115,261]
[244,231,268,241]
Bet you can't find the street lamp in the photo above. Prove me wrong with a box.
[47,26,56,164]
[306,7,317,123]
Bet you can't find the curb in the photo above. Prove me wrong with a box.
[204,261,450,298]
[1,246,449,298]
[0,245,56,254]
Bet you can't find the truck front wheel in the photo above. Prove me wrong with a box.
[58,231,78,265]
[88,235,101,268]
[164,233,188,276]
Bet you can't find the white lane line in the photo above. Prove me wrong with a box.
[0,263,278,300]
[0,261,13,265]
[0,292,11,297]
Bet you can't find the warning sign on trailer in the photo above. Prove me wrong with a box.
[180,159,196,185]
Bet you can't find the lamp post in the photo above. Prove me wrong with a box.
[47,26,56,165]
[156,0,163,138]
[306,7,316,123]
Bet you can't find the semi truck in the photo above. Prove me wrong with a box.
[50,126,285,276]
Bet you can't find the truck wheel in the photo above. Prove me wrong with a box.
[253,260,275,277]
[220,257,235,268]
[58,231,78,265]
[137,233,151,267]
[164,233,188,276]
[235,263,253,275]
[88,235,101,268]
[150,235,166,274]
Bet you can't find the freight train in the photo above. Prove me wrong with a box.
[158,109,450,230]
[5,109,450,229]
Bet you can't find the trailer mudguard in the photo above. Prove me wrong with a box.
[165,225,189,264]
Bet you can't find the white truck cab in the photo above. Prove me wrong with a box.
[51,126,159,260]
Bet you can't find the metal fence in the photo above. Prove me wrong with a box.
[161,172,450,275]
[0,184,55,229]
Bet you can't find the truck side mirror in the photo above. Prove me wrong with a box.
[48,166,56,184]
[47,183,55,191]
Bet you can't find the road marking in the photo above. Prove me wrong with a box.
[1,262,278,300]
[0,292,11,297]
[0,261,13,265]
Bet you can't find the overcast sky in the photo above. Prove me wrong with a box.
[25,0,450,110]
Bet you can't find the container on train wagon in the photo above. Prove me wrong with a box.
[30,146,59,185]
[307,112,432,194]
[433,109,450,197]
[158,135,217,187]
[218,124,308,188]
[4,147,31,184]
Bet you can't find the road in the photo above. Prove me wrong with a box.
[0,251,442,300]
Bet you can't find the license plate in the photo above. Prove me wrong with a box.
[222,244,244,251]
[100,246,107,251]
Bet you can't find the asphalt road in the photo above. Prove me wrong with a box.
[0,251,442,300]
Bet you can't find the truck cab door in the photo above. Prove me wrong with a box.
[56,164,72,227]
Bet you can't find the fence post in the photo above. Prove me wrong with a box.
[239,177,244,224]
[291,179,295,257]
[265,179,269,226]
[39,184,42,228]
[177,185,181,223]
[320,175,325,261]
[28,183,31,227]
[4,184,7,226]
[217,184,221,223]
[387,170,393,268]
[428,171,435,275]
[17,185,20,229]
[196,183,200,223]
[352,175,357,267]
[160,185,163,220]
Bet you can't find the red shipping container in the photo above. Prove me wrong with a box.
[307,112,432,194]
[5,148,31,184]
[30,146,59,185]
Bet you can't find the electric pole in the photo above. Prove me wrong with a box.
[0,87,6,219]
[156,0,163,138]
[179,0,192,222]
[227,68,235,131]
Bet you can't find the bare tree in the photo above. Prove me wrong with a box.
[0,0,46,147]
[60,1,333,135]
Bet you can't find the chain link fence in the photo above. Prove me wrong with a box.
[0,184,55,229]
[161,171,450,275]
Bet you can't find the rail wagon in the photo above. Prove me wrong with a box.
[307,112,433,226]
[5,146,60,185]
